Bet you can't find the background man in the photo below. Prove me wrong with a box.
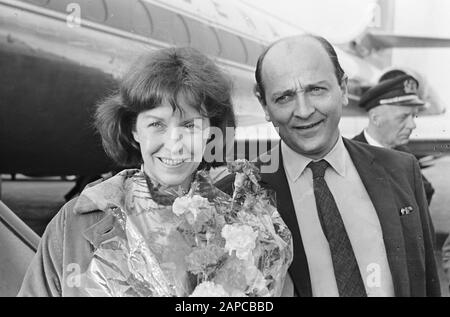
[217,34,440,297]
[354,72,435,204]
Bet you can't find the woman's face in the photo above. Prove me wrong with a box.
[132,96,210,190]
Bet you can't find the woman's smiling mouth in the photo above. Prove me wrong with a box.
[158,157,187,167]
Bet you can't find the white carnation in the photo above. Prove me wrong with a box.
[172,196,190,217]
[221,224,258,261]
[172,195,210,224]
[190,281,229,297]
[234,173,246,189]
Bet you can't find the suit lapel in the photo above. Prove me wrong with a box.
[352,131,367,144]
[260,145,312,297]
[343,138,410,296]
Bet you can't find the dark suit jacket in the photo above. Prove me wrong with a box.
[215,138,440,297]
[353,131,435,204]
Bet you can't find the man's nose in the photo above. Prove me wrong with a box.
[293,93,315,119]
[406,115,417,130]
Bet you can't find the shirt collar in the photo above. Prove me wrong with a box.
[281,135,347,182]
[364,129,385,148]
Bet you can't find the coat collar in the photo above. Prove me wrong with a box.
[74,168,159,249]
[73,169,142,215]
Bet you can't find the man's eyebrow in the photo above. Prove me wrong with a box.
[270,80,331,101]
[304,80,330,87]
[271,88,297,101]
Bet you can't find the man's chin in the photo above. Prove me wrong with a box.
[394,141,409,148]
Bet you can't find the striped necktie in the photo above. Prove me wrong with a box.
[308,160,367,297]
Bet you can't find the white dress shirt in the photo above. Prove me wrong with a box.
[364,129,385,148]
[281,136,395,297]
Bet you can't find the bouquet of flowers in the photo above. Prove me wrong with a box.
[79,160,292,297]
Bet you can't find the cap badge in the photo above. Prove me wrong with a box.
[404,79,418,94]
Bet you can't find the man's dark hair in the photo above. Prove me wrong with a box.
[255,34,346,104]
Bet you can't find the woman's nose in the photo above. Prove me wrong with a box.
[164,127,184,156]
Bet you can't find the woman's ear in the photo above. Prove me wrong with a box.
[203,126,211,139]
[132,130,140,144]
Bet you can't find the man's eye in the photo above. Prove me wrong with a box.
[310,87,325,94]
[401,114,410,120]
[276,95,293,104]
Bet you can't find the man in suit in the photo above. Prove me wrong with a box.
[216,34,440,296]
[353,72,435,204]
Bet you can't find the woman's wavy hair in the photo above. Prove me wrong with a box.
[95,47,235,169]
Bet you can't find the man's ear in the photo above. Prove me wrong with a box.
[254,84,265,106]
[254,84,271,121]
[368,108,380,126]
[340,74,349,106]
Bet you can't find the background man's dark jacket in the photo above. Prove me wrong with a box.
[353,131,435,205]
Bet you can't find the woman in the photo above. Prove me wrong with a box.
[18,47,292,297]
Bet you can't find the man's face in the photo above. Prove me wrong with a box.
[375,105,419,148]
[259,37,348,160]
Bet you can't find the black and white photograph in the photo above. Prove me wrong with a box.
[1,0,449,299]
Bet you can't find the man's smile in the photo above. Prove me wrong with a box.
[293,119,325,131]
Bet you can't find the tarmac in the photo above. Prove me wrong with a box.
[2,156,450,296]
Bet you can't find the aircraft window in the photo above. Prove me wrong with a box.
[143,2,190,46]
[238,36,249,64]
[103,0,152,37]
[131,1,153,37]
[239,10,257,32]
[185,20,221,56]
[84,0,107,23]
[267,22,279,38]
[172,14,191,46]
[212,0,228,19]
[103,0,132,32]
[242,39,264,66]
[46,0,107,23]
[24,0,50,6]
[215,30,247,65]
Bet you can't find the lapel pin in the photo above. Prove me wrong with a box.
[400,206,413,216]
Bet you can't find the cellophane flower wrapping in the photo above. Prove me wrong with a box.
[80,160,293,297]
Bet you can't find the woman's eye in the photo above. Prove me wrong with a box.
[184,122,195,129]
[148,121,163,128]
